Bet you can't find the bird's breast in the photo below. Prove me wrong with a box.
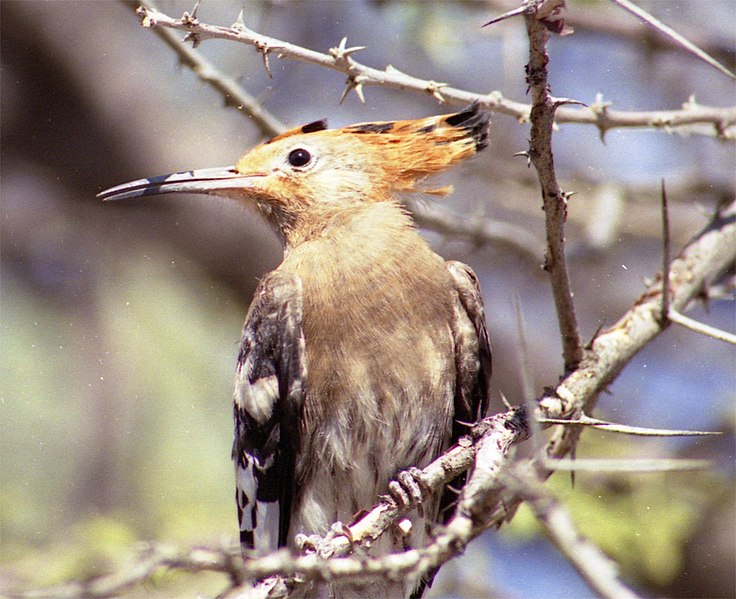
[283,221,458,476]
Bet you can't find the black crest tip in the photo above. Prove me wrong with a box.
[445,102,490,152]
[301,119,328,134]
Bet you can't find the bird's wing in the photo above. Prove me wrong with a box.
[232,270,306,553]
[447,260,492,438]
[412,260,492,599]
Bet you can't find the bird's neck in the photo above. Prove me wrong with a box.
[278,200,450,321]
[278,199,451,327]
[281,200,419,259]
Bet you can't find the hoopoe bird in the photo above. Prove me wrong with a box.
[99,103,491,597]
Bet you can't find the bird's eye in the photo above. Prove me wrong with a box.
[287,148,312,168]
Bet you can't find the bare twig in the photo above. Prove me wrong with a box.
[133,4,736,139]
[661,179,671,322]
[408,202,542,262]
[668,308,736,345]
[542,458,711,472]
[576,98,736,141]
[610,0,736,80]
[12,542,244,599]
[538,414,721,436]
[122,0,284,138]
[511,474,640,599]
[524,0,584,371]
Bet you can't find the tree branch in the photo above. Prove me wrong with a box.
[540,198,736,460]
[134,3,736,139]
[524,0,584,371]
[12,410,530,599]
[121,0,284,138]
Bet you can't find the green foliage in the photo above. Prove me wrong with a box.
[503,430,731,586]
[1,249,242,592]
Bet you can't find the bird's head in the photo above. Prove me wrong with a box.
[98,103,489,244]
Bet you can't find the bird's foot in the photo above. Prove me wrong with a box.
[294,532,323,555]
[388,467,428,517]
[295,521,354,559]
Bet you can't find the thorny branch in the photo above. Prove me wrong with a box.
[540,198,736,462]
[524,0,584,371]
[121,0,284,138]
[134,2,736,140]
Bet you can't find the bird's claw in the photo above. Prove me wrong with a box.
[295,533,323,554]
[326,520,353,543]
[388,467,427,515]
[295,522,354,558]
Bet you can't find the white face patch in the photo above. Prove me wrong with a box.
[312,166,372,206]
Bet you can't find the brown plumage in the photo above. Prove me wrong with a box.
[98,103,492,598]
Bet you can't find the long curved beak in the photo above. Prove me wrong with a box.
[97,167,262,201]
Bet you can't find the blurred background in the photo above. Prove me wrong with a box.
[1,1,734,596]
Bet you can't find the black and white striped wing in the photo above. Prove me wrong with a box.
[232,270,306,553]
